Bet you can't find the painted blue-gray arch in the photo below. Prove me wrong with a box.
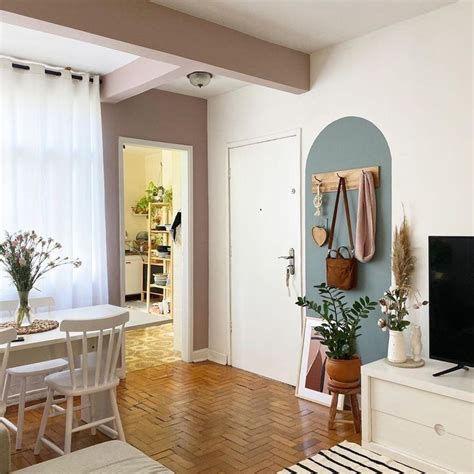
[305,116,392,363]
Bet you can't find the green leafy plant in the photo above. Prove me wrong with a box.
[145,181,162,198]
[296,283,377,360]
[163,187,173,207]
[131,181,164,214]
[132,196,150,214]
[153,234,164,246]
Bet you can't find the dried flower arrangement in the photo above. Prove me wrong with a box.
[0,231,81,326]
[377,212,428,332]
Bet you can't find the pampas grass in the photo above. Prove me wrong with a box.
[392,212,415,290]
[377,211,428,332]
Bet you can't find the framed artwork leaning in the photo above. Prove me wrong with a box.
[296,316,343,409]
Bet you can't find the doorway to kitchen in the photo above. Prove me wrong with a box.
[119,137,193,368]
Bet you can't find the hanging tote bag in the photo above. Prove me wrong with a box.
[326,177,357,290]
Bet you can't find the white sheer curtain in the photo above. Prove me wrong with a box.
[0,58,108,308]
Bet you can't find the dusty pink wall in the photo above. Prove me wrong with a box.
[101,89,208,351]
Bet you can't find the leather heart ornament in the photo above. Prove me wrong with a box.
[312,226,328,247]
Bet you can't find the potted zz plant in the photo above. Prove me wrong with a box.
[296,283,377,383]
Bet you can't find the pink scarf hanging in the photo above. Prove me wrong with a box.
[355,170,376,262]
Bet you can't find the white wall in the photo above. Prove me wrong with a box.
[162,149,184,352]
[124,147,162,239]
[207,2,473,359]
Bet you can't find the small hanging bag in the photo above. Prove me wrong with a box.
[326,177,357,290]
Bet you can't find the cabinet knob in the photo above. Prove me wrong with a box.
[434,424,446,436]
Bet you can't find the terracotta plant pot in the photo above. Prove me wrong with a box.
[326,355,361,383]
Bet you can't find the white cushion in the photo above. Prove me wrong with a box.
[7,359,68,377]
[15,440,172,473]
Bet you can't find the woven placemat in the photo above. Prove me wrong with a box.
[0,319,59,335]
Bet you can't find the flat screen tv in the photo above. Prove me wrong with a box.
[429,236,474,376]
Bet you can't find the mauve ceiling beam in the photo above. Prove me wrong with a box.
[101,58,184,103]
[0,0,310,94]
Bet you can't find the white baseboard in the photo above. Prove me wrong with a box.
[191,349,228,365]
[208,350,228,365]
[192,348,209,362]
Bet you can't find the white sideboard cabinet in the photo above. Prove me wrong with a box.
[362,358,474,473]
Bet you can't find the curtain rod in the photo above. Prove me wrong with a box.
[11,62,99,83]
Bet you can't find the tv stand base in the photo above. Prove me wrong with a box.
[433,364,469,377]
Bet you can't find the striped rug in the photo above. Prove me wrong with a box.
[279,441,421,473]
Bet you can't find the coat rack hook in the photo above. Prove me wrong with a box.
[315,177,322,184]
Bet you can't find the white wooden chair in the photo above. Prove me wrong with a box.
[0,297,68,450]
[0,296,55,318]
[34,312,129,456]
[0,328,17,417]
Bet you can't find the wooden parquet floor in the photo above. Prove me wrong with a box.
[9,361,360,473]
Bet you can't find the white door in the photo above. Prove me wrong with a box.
[229,132,302,386]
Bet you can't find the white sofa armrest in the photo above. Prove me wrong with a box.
[0,424,10,474]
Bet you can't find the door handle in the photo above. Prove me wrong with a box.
[278,248,295,274]
[278,248,295,276]
[278,248,295,295]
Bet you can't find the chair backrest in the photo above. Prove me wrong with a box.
[0,328,17,399]
[30,297,55,313]
[0,296,55,318]
[0,300,18,318]
[60,312,129,390]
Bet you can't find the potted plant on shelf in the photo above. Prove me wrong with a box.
[377,212,428,364]
[296,283,377,383]
[0,231,81,327]
[131,182,164,214]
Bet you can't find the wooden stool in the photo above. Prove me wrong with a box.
[327,380,361,433]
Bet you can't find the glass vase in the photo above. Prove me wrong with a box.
[15,290,33,327]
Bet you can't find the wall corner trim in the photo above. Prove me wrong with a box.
[192,348,209,362]
[207,350,228,365]
[192,349,228,365]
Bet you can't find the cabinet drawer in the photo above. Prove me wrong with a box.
[371,378,473,440]
[372,410,473,473]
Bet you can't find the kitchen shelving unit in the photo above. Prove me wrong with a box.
[145,201,173,315]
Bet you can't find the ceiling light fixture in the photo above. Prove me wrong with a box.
[187,71,213,88]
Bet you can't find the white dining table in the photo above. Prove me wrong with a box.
[0,304,168,438]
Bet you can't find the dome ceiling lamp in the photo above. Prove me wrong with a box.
[187,71,213,88]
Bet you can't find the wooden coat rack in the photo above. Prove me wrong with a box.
[312,166,380,193]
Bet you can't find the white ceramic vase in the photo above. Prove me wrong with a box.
[411,325,422,362]
[388,330,407,363]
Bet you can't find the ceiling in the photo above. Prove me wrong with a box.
[0,23,137,75]
[151,0,456,53]
[0,1,456,99]
[0,22,248,98]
